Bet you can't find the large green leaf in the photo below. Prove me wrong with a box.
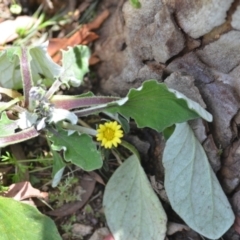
[48,129,102,171]
[0,47,22,89]
[61,45,91,87]
[51,150,66,188]
[29,42,62,87]
[0,44,62,90]
[0,196,61,240]
[0,112,18,136]
[103,155,167,240]
[162,122,234,239]
[106,80,212,132]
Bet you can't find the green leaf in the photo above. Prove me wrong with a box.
[0,112,18,136]
[0,97,21,113]
[0,47,22,89]
[103,155,167,240]
[48,129,102,171]
[106,80,212,132]
[0,196,61,240]
[0,44,62,90]
[162,122,234,239]
[130,0,141,8]
[29,43,62,87]
[51,150,66,188]
[61,45,91,87]
[162,125,175,140]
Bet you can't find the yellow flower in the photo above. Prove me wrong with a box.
[96,121,123,149]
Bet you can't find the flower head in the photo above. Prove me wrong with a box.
[96,121,123,149]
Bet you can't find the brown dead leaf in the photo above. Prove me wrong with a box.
[5,181,48,201]
[0,87,22,98]
[0,167,12,189]
[232,190,240,215]
[48,10,109,64]
[47,173,96,217]
[234,216,240,234]
[167,222,190,235]
[149,176,169,203]
[220,140,240,193]
[89,54,100,65]
[203,134,221,172]
[0,16,37,45]
[88,171,105,185]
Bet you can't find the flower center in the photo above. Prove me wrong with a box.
[104,128,114,140]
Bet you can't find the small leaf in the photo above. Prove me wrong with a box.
[103,155,167,240]
[162,122,234,239]
[0,97,21,113]
[0,47,22,89]
[162,125,175,140]
[0,43,62,90]
[130,0,141,8]
[48,108,78,125]
[61,45,91,87]
[105,80,212,132]
[17,111,38,129]
[0,112,18,136]
[0,196,61,239]
[48,129,102,171]
[29,42,62,86]
[51,150,66,188]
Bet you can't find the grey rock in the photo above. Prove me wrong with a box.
[196,31,240,73]
[231,5,240,30]
[175,0,233,38]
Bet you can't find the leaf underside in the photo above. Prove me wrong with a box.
[103,155,167,240]
[163,122,234,239]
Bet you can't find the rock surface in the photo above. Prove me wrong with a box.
[231,5,240,30]
[94,1,240,237]
[196,31,240,73]
[174,0,234,38]
[96,0,185,95]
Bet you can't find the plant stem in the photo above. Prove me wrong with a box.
[61,121,97,136]
[120,140,141,161]
[29,166,52,173]
[111,149,123,165]
[78,119,91,128]
[0,158,53,165]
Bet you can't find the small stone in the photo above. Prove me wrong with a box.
[89,227,110,240]
[175,0,233,38]
[231,5,240,30]
[71,223,93,237]
[196,31,240,73]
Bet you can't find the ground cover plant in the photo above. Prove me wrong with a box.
[0,42,235,240]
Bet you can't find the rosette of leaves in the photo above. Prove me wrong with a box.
[0,43,234,240]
